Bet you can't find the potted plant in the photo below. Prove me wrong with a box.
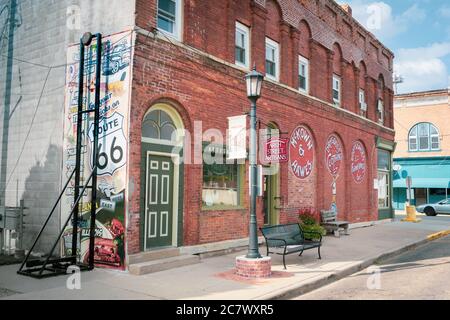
[298,207,326,239]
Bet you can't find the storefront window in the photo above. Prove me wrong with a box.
[378,149,391,209]
[202,145,241,208]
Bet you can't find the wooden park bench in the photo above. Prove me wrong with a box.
[260,223,322,269]
[320,210,350,238]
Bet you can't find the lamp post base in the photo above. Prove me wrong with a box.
[235,256,272,278]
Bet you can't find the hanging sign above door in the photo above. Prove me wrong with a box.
[264,137,289,163]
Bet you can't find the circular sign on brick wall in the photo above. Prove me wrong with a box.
[351,141,367,183]
[325,134,343,177]
[289,125,314,179]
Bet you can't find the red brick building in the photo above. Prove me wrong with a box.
[126,0,396,256]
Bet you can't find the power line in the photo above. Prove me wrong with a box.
[5,68,52,189]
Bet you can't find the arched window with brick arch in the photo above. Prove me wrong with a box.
[265,0,282,81]
[298,20,312,93]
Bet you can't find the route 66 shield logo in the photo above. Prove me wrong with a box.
[88,112,127,176]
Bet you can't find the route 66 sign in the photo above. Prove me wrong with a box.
[88,112,127,176]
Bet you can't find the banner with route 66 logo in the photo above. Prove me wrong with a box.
[61,30,133,270]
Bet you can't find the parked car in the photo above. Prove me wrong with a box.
[416,199,450,216]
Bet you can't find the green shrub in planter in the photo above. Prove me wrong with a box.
[299,212,326,238]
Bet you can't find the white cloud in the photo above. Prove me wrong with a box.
[340,1,426,41]
[394,43,450,93]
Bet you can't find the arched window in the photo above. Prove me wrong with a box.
[409,123,440,152]
[142,109,177,141]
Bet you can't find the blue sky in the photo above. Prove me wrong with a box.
[339,0,450,94]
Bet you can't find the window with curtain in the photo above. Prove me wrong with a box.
[202,144,242,209]
[409,123,440,152]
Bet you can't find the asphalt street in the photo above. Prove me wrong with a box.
[296,232,450,300]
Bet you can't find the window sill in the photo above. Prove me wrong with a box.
[235,61,250,70]
[201,205,246,212]
[408,149,442,153]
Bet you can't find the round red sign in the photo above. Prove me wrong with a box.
[351,141,366,183]
[289,126,314,179]
[325,134,343,177]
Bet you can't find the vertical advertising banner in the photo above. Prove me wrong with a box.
[227,115,247,160]
[62,31,133,270]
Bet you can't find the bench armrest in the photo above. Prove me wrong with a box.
[303,231,323,242]
[265,237,288,248]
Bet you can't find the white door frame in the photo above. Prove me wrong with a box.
[144,150,180,250]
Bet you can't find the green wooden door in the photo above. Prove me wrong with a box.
[263,172,279,226]
[145,154,174,249]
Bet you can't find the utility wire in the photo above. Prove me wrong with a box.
[5,68,52,189]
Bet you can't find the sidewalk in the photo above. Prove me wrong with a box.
[1,215,450,300]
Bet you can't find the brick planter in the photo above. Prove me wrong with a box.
[235,256,272,278]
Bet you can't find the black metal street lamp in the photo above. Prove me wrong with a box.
[245,67,264,259]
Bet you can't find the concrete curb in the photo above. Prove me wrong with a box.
[427,230,450,241]
[258,237,432,300]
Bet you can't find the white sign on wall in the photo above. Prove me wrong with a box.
[227,115,247,160]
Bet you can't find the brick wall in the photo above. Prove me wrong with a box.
[128,0,395,253]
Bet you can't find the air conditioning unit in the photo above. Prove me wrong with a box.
[360,102,367,111]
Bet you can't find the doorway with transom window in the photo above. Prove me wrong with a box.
[140,103,184,250]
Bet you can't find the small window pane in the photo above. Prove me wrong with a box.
[430,126,438,135]
[299,75,306,90]
[431,136,439,150]
[419,137,429,150]
[142,110,176,141]
[418,123,428,136]
[266,46,275,62]
[409,138,417,151]
[161,125,176,141]
[333,89,339,101]
[409,126,418,138]
[159,0,176,15]
[378,149,390,170]
[236,47,245,64]
[266,60,275,77]
[142,122,159,139]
